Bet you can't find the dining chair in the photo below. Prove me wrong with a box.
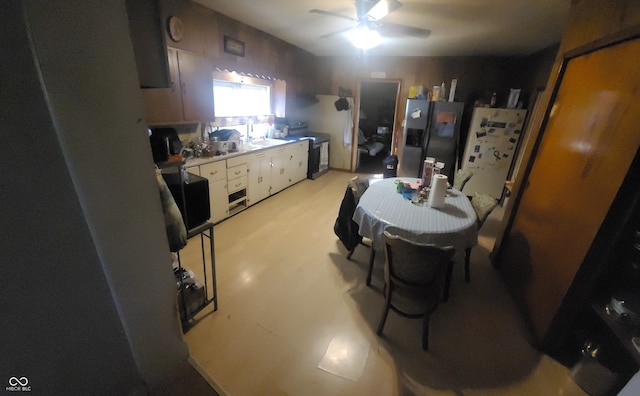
[376,229,455,350]
[349,175,369,204]
[334,176,371,259]
[464,192,499,282]
[348,176,374,259]
[453,168,473,191]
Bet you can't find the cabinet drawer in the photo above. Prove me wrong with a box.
[292,141,308,152]
[227,164,248,180]
[227,154,248,168]
[227,175,247,193]
[185,165,200,176]
[200,160,226,182]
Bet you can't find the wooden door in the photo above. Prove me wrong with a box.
[142,47,182,123]
[499,37,640,343]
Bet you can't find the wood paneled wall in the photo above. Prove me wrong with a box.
[312,51,557,159]
[159,0,319,115]
[159,0,557,139]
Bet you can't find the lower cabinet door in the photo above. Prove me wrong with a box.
[270,147,288,194]
[209,179,228,223]
[248,152,271,205]
[292,142,309,184]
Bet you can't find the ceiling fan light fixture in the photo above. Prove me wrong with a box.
[367,0,402,21]
[348,26,381,50]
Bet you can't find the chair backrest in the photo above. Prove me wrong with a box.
[349,175,369,204]
[453,168,473,191]
[470,192,498,228]
[382,230,455,293]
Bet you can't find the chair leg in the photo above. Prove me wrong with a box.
[347,241,370,261]
[422,315,430,350]
[443,261,453,302]
[366,246,376,286]
[376,284,392,335]
[464,247,471,283]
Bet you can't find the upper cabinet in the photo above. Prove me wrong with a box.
[143,47,214,124]
[177,50,214,122]
[125,0,170,88]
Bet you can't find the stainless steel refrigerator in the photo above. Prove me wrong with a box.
[460,107,528,199]
[398,99,465,180]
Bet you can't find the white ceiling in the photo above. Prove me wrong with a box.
[193,0,571,57]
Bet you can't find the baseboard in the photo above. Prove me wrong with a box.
[188,357,228,396]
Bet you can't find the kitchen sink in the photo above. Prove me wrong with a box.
[247,138,285,149]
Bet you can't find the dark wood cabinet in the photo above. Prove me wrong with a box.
[143,48,213,124]
[125,0,170,88]
[177,50,214,122]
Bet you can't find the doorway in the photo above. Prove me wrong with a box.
[355,80,400,173]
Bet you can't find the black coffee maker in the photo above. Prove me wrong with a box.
[149,127,182,163]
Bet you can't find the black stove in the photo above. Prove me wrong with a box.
[282,122,331,179]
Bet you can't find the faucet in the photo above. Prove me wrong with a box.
[246,122,253,143]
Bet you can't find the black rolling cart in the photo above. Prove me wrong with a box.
[159,161,218,332]
[175,221,218,332]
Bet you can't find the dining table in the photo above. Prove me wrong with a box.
[353,177,479,293]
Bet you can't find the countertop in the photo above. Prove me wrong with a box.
[180,137,308,168]
[159,134,328,169]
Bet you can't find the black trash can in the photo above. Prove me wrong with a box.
[382,155,398,178]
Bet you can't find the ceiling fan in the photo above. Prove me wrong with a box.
[310,0,431,49]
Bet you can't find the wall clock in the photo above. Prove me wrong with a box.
[168,16,184,42]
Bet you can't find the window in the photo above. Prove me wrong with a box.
[213,79,271,117]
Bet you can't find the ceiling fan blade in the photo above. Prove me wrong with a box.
[320,25,357,39]
[378,22,431,38]
[366,0,402,21]
[309,9,357,23]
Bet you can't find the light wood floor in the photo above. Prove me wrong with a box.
[179,170,587,395]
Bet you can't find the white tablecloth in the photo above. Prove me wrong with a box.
[353,177,478,264]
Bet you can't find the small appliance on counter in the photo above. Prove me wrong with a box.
[271,117,289,138]
[207,128,242,155]
[149,127,183,163]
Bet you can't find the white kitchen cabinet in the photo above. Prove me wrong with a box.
[247,150,273,205]
[209,179,228,223]
[193,141,309,221]
[185,164,200,176]
[247,141,308,205]
[270,146,288,194]
[199,160,225,182]
[199,160,228,223]
[226,163,247,181]
[226,158,248,216]
[284,140,308,187]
